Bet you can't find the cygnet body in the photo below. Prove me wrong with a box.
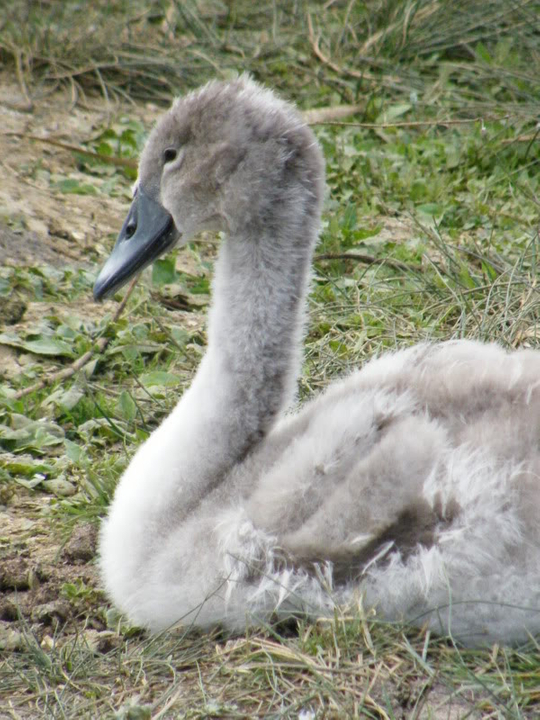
[94,77,540,646]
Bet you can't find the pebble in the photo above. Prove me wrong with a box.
[62,522,97,563]
[0,621,24,651]
[42,478,76,497]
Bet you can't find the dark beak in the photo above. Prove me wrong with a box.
[93,187,179,301]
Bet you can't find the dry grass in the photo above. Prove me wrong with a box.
[1,0,539,113]
[4,611,540,718]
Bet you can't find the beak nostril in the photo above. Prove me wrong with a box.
[125,222,137,239]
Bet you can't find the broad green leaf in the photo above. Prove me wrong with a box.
[376,103,412,123]
[481,260,498,282]
[14,476,45,489]
[56,178,98,195]
[107,343,162,356]
[65,438,84,463]
[417,203,444,217]
[78,417,130,440]
[0,415,65,452]
[170,328,190,347]
[0,333,74,358]
[152,256,178,286]
[475,42,493,64]
[341,203,357,232]
[459,264,478,289]
[139,371,181,388]
[118,390,137,422]
[1,454,55,478]
[42,386,84,411]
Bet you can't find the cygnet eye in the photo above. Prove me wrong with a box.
[163,147,177,164]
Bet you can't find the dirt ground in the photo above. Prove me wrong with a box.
[0,72,148,651]
[0,71,164,262]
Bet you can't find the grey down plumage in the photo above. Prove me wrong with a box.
[96,76,540,646]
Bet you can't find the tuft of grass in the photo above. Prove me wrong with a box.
[1,0,539,115]
[3,612,540,717]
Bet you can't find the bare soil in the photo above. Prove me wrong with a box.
[0,497,100,644]
[0,79,126,265]
[0,72,142,648]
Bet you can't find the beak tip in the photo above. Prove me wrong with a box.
[93,269,115,302]
[92,187,177,301]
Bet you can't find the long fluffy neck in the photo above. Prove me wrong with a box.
[172,207,318,494]
[132,149,324,515]
[108,150,323,563]
[209,225,313,434]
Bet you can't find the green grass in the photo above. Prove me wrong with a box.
[1,0,540,717]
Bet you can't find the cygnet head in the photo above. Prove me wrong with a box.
[94,76,325,300]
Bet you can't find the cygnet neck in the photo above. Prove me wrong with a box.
[191,208,319,467]
[136,189,322,517]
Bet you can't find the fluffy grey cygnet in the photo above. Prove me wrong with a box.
[94,76,540,646]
